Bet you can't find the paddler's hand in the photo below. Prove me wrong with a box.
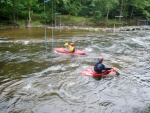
[64,42,68,47]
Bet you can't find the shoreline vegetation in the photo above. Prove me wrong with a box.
[0,25,150,33]
[0,15,150,32]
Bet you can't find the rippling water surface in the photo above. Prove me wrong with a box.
[0,28,150,113]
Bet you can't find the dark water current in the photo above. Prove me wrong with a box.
[0,28,150,113]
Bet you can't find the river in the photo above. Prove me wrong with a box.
[0,27,150,113]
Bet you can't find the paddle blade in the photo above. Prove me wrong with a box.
[64,42,68,46]
[112,68,120,76]
[116,71,120,75]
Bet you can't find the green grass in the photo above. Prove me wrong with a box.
[17,20,26,28]
[61,15,92,24]
[31,21,42,26]
[1,15,137,28]
[16,20,43,28]
[14,15,92,28]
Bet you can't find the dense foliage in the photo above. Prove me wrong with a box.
[0,0,150,24]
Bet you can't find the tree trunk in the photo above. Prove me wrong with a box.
[106,8,109,25]
[12,0,16,23]
[130,6,134,23]
[26,0,31,27]
[119,0,124,22]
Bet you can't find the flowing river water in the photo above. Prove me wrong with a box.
[0,27,150,113]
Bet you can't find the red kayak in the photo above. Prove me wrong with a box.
[81,67,119,77]
[54,48,86,55]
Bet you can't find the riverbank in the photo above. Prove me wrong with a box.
[0,25,150,34]
[0,19,150,33]
[1,14,150,32]
[51,25,150,32]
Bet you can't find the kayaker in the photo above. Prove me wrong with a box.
[94,56,112,73]
[64,42,76,52]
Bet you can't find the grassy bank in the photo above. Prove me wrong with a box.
[0,15,127,28]
[1,15,148,29]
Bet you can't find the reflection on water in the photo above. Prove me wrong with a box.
[0,28,150,113]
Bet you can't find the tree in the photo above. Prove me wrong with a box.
[105,0,119,24]
[133,0,150,19]
[12,0,17,22]
[26,0,31,27]
[91,0,119,23]
[61,0,81,15]
[0,0,150,25]
[0,0,13,21]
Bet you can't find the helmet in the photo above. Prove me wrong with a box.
[70,43,74,46]
[99,56,103,61]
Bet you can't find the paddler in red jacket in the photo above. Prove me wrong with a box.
[64,42,76,52]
